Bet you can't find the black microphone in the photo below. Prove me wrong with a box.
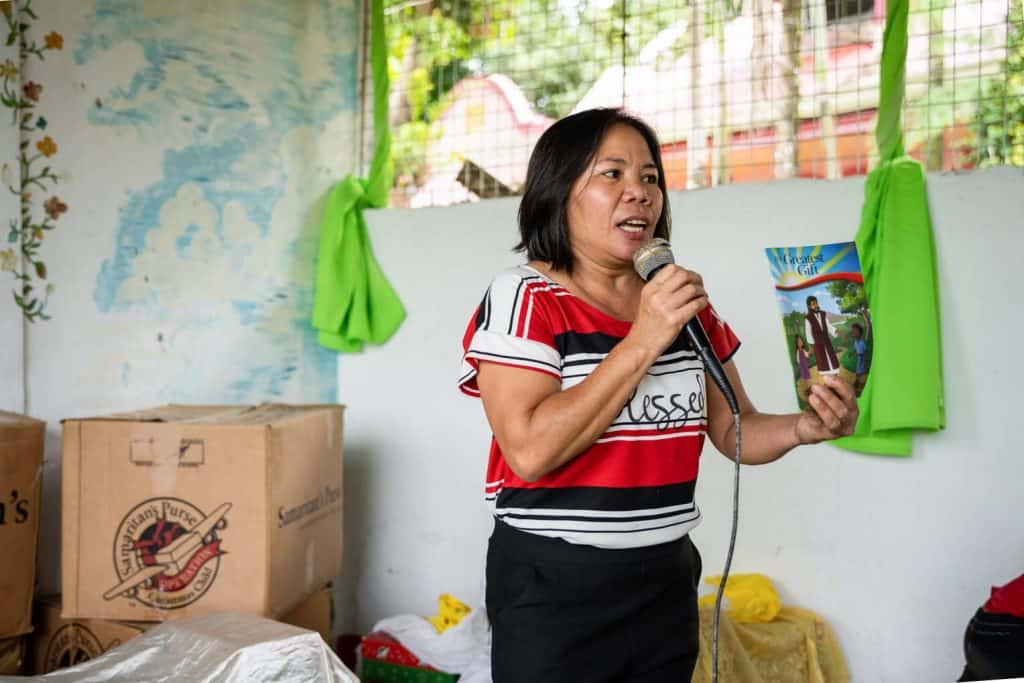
[633,238,740,415]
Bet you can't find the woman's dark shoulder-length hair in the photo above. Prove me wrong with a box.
[515,107,671,273]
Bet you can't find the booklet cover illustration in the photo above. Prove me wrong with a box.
[765,241,872,410]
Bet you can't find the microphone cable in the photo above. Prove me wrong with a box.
[680,337,742,683]
[688,340,741,683]
[711,411,741,683]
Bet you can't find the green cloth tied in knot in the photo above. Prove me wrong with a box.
[312,0,405,352]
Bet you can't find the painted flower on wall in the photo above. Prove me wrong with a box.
[0,248,15,272]
[22,80,41,101]
[36,135,56,157]
[2,0,66,322]
[43,196,66,220]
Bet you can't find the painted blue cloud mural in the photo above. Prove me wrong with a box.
[76,0,358,403]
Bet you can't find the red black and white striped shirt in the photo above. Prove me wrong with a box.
[459,265,741,550]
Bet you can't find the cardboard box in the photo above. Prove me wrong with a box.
[27,595,147,675]
[28,587,334,675]
[62,404,344,622]
[0,411,45,638]
[0,635,26,675]
[279,584,333,645]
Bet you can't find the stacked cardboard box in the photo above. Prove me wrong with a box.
[26,586,334,675]
[0,637,26,676]
[61,404,345,623]
[278,581,334,646]
[0,411,45,675]
[28,596,147,675]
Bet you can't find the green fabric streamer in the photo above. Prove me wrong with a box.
[312,0,405,352]
[874,0,908,161]
[833,0,945,456]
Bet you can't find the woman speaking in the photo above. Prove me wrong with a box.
[458,107,858,683]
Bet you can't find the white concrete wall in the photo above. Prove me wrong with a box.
[342,166,1024,681]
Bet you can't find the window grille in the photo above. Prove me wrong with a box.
[363,0,1022,208]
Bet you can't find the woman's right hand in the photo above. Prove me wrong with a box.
[629,264,709,355]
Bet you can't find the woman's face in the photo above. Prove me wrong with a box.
[565,123,663,270]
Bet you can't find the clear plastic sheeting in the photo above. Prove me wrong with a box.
[0,611,359,683]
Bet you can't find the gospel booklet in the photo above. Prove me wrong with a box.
[764,241,873,410]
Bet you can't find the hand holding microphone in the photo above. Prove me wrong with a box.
[633,238,740,415]
[630,247,708,352]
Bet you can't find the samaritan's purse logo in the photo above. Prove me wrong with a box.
[104,497,231,609]
[44,624,103,672]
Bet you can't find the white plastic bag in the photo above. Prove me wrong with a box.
[0,611,358,683]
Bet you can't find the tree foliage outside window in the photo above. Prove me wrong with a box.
[977,0,1023,166]
[380,0,1023,208]
[385,0,710,198]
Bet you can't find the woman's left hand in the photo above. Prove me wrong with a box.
[795,375,859,444]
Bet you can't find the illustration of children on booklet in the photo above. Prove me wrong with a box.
[850,311,872,395]
[765,241,873,410]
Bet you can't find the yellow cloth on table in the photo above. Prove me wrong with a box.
[699,573,782,623]
[693,605,850,683]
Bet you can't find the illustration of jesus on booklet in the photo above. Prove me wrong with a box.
[765,241,873,410]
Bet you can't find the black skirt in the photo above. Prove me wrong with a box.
[486,518,702,683]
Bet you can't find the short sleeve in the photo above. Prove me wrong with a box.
[697,302,741,365]
[458,269,562,397]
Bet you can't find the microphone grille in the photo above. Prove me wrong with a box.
[633,238,674,281]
